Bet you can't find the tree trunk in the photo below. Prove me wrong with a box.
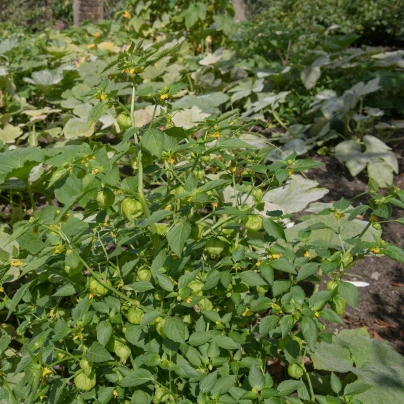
[73,0,103,26]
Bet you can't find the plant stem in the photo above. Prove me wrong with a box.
[313,268,323,293]
[27,183,36,213]
[271,109,288,130]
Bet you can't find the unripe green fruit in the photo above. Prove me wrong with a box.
[74,371,96,391]
[326,280,339,291]
[113,339,131,361]
[330,295,346,316]
[79,359,93,375]
[127,307,144,325]
[198,298,213,311]
[156,318,167,338]
[89,277,111,297]
[121,198,142,221]
[117,113,132,131]
[251,188,263,202]
[154,387,174,403]
[192,169,205,180]
[206,239,225,257]
[137,268,151,281]
[288,362,304,379]
[96,189,115,209]
[188,280,204,294]
[244,215,263,232]
[155,223,169,235]
[372,222,381,230]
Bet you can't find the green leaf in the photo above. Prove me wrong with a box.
[300,316,318,350]
[88,101,109,127]
[213,335,240,350]
[6,280,34,320]
[309,290,334,311]
[259,316,280,337]
[142,128,164,158]
[167,221,191,257]
[164,317,188,343]
[348,205,370,220]
[280,315,295,338]
[139,210,174,228]
[344,382,372,396]
[263,219,286,240]
[301,65,321,90]
[86,342,114,363]
[270,258,296,274]
[211,375,236,396]
[338,282,359,308]
[272,280,292,296]
[382,246,404,263]
[248,366,264,391]
[200,370,218,393]
[320,309,344,325]
[277,380,304,396]
[52,283,77,297]
[330,373,342,394]
[239,270,266,286]
[189,331,214,346]
[96,321,113,346]
[119,368,154,387]
[296,262,319,281]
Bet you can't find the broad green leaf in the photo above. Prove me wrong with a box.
[248,366,264,390]
[296,262,320,281]
[86,342,114,363]
[139,210,174,228]
[300,316,318,350]
[96,321,113,346]
[263,219,286,240]
[338,282,359,308]
[52,284,77,297]
[213,335,240,350]
[164,317,188,343]
[0,124,22,144]
[259,316,280,336]
[239,270,266,286]
[119,369,154,387]
[142,128,164,158]
[200,370,218,393]
[211,375,236,396]
[382,246,404,263]
[63,117,95,139]
[167,221,191,257]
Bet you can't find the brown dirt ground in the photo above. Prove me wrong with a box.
[305,141,404,354]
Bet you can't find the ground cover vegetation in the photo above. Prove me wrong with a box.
[0,0,403,403]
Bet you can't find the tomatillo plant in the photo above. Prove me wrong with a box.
[0,41,403,404]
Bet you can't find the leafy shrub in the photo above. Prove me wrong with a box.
[1,41,404,404]
[260,0,404,44]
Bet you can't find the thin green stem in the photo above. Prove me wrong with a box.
[271,109,288,130]
[27,183,36,213]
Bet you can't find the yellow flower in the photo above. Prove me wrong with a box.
[41,367,52,384]
[123,68,135,74]
[242,309,254,317]
[10,259,24,267]
[304,251,310,258]
[52,245,64,255]
[116,281,124,289]
[370,214,378,222]
[113,390,119,398]
[315,311,321,318]
[370,247,381,254]
[269,253,281,260]
[49,310,55,319]
[73,327,84,340]
[256,261,261,267]
[91,168,99,175]
[89,293,94,300]
[212,132,221,139]
[0,286,4,293]
[185,296,192,304]
[160,94,169,100]
[230,166,237,173]
[212,202,218,208]
[87,44,95,50]
[333,211,345,220]
[117,190,123,195]
[122,11,131,19]
[93,32,100,37]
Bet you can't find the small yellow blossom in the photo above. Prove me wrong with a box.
[230,166,237,173]
[123,67,135,74]
[89,293,94,300]
[269,253,281,260]
[187,197,193,203]
[212,202,218,209]
[304,251,310,258]
[160,94,169,100]
[212,132,221,139]
[205,35,213,44]
[49,310,55,319]
[117,190,123,195]
[52,245,64,255]
[122,11,131,19]
[215,321,221,325]
[93,32,100,37]
[370,248,381,254]
[288,170,294,175]
[116,281,124,289]
[91,168,99,175]
[315,311,321,318]
[41,367,52,384]
[10,259,24,267]
[370,214,378,222]
[87,44,95,50]
[73,327,84,340]
[110,231,116,238]
[256,261,261,267]
[113,389,119,398]
[242,309,254,317]
[0,286,4,293]
[185,296,192,304]
[333,211,345,220]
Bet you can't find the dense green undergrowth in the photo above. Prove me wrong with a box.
[0,1,404,403]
